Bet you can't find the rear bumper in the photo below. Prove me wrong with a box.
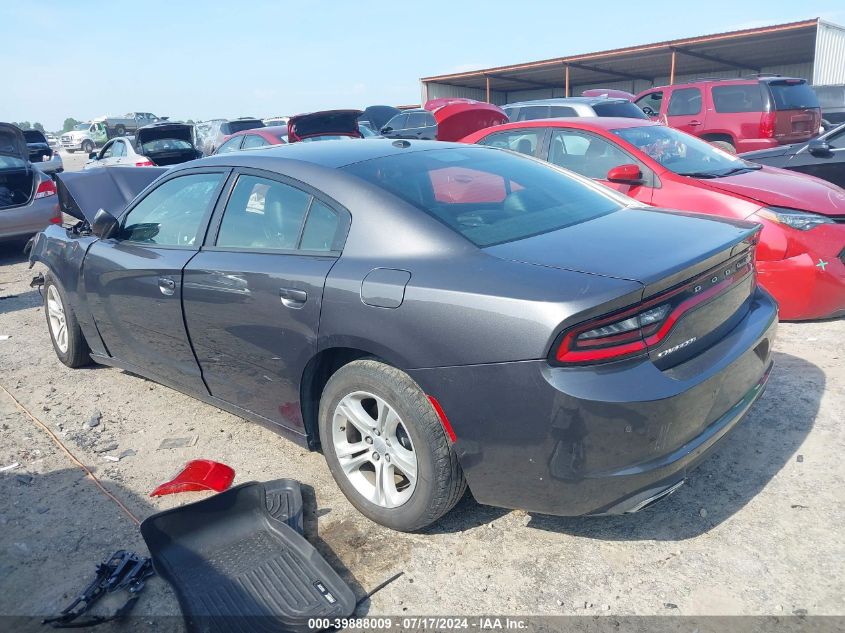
[409,288,778,516]
[0,196,61,241]
[758,251,845,320]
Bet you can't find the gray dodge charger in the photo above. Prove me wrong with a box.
[29,140,777,531]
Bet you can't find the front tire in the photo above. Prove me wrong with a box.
[44,273,91,368]
[319,360,466,531]
[81,140,94,154]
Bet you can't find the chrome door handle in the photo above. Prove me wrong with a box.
[158,277,176,296]
[689,120,702,126]
[280,287,307,308]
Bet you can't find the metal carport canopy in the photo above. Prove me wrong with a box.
[421,19,820,96]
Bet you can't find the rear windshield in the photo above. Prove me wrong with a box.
[343,147,622,247]
[23,130,48,144]
[766,80,819,110]
[592,101,648,119]
[141,139,193,153]
[223,120,264,134]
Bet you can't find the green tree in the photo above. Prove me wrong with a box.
[13,121,31,130]
[33,122,45,132]
[62,117,81,133]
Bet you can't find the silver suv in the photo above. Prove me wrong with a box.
[502,97,647,122]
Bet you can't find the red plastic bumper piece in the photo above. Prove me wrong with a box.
[150,460,236,497]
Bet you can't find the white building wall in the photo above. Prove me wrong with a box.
[814,21,845,85]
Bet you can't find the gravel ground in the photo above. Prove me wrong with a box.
[0,196,843,626]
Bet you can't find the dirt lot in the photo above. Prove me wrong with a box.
[0,194,843,626]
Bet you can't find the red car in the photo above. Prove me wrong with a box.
[214,125,288,154]
[633,77,822,154]
[463,118,845,320]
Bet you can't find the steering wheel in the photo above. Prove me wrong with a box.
[641,106,656,117]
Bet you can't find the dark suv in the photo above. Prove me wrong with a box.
[634,77,821,153]
[380,109,437,139]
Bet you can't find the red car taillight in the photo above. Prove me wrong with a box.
[135,159,154,167]
[760,111,775,138]
[34,178,57,199]
[554,250,756,365]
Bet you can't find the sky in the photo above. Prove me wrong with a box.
[3,0,845,131]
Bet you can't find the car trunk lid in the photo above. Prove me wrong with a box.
[486,207,761,365]
[0,123,29,161]
[136,123,200,166]
[288,110,363,142]
[764,79,822,144]
[430,101,509,142]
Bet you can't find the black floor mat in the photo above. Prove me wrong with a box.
[141,481,355,633]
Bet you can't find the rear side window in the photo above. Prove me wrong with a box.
[476,129,543,156]
[712,85,764,113]
[515,106,550,121]
[548,106,577,118]
[216,175,311,250]
[343,147,622,247]
[120,173,223,246]
[667,88,702,116]
[592,101,648,119]
[300,200,340,251]
[407,112,429,128]
[767,81,819,110]
[215,137,243,154]
[242,134,269,149]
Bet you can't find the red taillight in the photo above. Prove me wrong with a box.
[428,396,457,443]
[135,159,153,167]
[760,111,775,138]
[34,178,57,199]
[554,252,755,365]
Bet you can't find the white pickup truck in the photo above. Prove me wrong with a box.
[59,122,108,154]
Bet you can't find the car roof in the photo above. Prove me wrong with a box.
[503,97,631,107]
[229,125,288,138]
[192,138,475,170]
[475,117,658,134]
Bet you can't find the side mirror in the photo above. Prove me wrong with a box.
[91,208,119,239]
[88,152,98,160]
[380,127,392,134]
[808,139,831,156]
[607,163,644,184]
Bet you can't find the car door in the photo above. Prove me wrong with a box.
[91,140,117,167]
[182,169,348,433]
[381,113,408,137]
[786,127,845,188]
[545,128,655,202]
[110,139,128,165]
[666,87,704,135]
[83,169,228,393]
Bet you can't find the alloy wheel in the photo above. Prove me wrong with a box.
[331,391,417,508]
[47,285,68,353]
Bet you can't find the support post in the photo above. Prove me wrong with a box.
[486,76,491,103]
[669,50,676,85]
[565,64,570,97]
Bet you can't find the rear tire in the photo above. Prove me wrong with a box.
[710,140,736,154]
[318,360,466,532]
[115,125,126,137]
[43,273,91,368]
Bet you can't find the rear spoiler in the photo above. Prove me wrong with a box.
[56,168,167,223]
